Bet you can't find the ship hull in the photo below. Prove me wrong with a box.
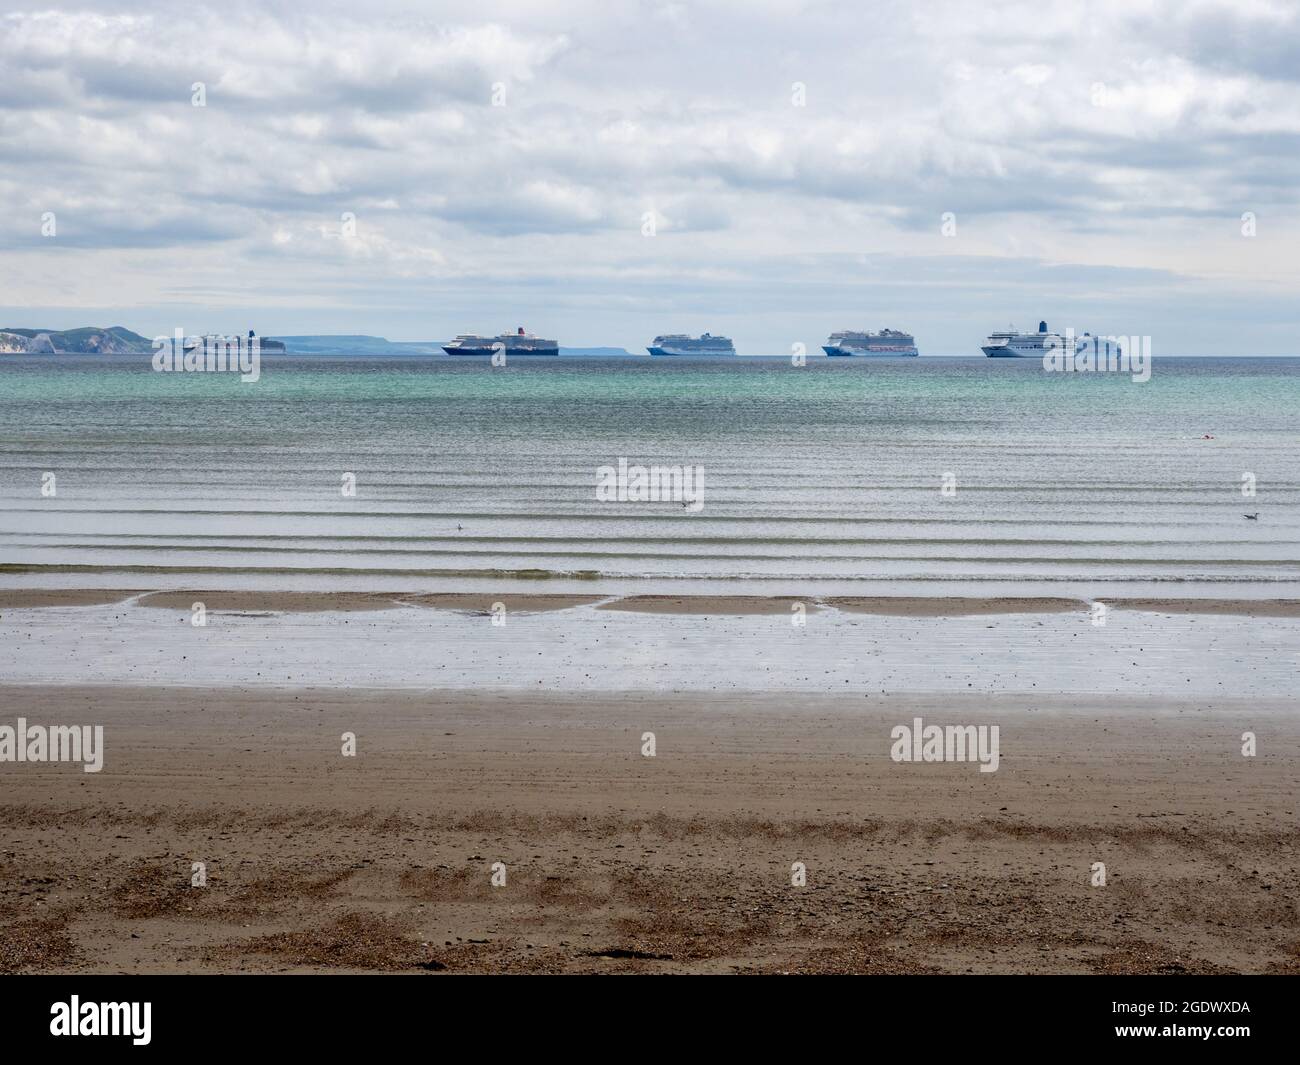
[823,346,918,357]
[984,341,1124,358]
[982,346,1040,357]
[647,347,735,356]
[443,346,558,356]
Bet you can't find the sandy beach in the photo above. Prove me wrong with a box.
[3,681,1298,975]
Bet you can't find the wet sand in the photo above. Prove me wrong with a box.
[2,685,1297,974]
[132,591,609,614]
[825,596,1084,616]
[0,589,150,609]
[1107,598,1300,618]
[6,587,1300,618]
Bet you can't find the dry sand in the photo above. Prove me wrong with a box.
[2,684,1297,974]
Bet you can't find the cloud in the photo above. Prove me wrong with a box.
[0,0,1297,351]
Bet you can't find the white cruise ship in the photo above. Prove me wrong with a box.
[823,328,918,356]
[647,333,736,356]
[982,321,1122,359]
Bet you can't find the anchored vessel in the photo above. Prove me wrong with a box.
[982,320,1122,359]
[443,327,558,356]
[822,328,918,356]
[647,333,736,356]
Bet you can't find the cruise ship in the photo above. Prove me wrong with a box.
[647,333,736,356]
[822,328,918,356]
[981,320,1122,359]
[443,327,558,356]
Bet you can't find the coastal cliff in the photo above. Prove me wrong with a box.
[0,326,285,354]
[0,326,154,354]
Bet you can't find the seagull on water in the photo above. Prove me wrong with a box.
[1244,513,1259,520]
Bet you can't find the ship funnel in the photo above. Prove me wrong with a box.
[1038,320,1048,333]
[518,326,525,335]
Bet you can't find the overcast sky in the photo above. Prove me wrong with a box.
[1,0,1298,353]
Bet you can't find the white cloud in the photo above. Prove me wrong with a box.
[0,0,1297,351]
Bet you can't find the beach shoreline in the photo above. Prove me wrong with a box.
[4,589,1299,699]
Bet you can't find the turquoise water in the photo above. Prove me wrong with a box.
[1,354,1298,597]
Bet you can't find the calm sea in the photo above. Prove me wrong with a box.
[1,354,1298,600]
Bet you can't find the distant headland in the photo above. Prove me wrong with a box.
[0,326,286,355]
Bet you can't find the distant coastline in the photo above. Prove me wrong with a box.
[4,326,1299,358]
[0,325,285,355]
[0,328,632,358]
